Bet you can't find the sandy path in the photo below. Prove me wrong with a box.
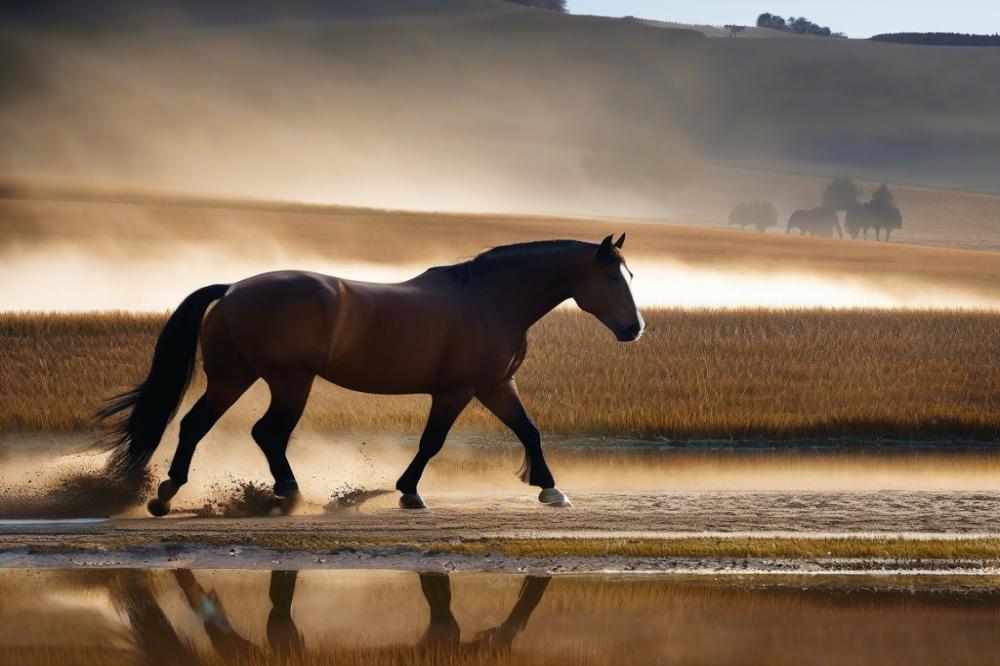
[3,489,999,544]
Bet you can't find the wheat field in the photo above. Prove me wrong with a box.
[2,308,999,440]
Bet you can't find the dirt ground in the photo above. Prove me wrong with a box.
[4,487,1000,573]
[3,441,999,573]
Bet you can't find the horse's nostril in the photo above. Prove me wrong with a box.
[619,323,642,341]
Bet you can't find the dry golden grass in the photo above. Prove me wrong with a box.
[427,536,1000,561]
[2,308,999,439]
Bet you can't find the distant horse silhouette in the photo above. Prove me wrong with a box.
[728,200,778,232]
[786,206,842,238]
[845,201,902,241]
[99,236,644,515]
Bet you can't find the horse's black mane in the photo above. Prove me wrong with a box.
[427,239,593,287]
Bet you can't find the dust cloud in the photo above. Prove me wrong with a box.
[0,444,152,519]
[3,429,1000,519]
[0,10,701,219]
[3,3,999,222]
[2,243,998,311]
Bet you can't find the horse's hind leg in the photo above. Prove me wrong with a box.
[251,376,313,514]
[396,390,473,509]
[149,362,256,516]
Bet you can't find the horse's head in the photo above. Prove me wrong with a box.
[572,234,645,342]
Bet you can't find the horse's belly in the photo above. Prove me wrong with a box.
[319,342,514,396]
[319,362,435,395]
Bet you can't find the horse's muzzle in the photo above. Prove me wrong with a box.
[615,322,644,342]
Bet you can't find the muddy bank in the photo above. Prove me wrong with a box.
[4,541,1000,576]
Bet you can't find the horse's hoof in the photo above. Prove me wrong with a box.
[399,493,428,509]
[276,489,302,515]
[147,498,170,517]
[539,487,572,507]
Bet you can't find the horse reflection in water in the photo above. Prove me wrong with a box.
[111,570,550,664]
[111,569,302,665]
[418,573,550,655]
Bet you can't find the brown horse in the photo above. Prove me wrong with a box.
[99,235,643,516]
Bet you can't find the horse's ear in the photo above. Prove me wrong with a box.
[596,234,614,260]
[614,233,626,249]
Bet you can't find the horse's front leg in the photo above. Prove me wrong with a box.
[470,576,551,651]
[477,379,571,507]
[396,390,473,509]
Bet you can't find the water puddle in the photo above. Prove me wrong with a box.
[2,568,999,665]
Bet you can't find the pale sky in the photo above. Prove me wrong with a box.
[567,1,998,38]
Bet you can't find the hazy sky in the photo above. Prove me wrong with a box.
[567,1,997,38]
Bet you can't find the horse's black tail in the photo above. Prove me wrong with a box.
[98,284,230,479]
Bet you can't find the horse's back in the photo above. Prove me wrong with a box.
[205,269,507,394]
[318,273,500,394]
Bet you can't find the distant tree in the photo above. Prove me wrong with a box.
[870,32,1000,46]
[822,178,861,211]
[787,16,832,36]
[505,0,567,11]
[729,200,778,232]
[757,12,838,37]
[757,12,787,30]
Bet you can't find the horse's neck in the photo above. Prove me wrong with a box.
[479,249,589,331]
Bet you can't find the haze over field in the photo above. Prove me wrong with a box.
[2,0,1000,314]
[4,193,1000,311]
[2,0,1000,226]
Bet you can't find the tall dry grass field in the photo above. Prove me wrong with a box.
[2,309,999,439]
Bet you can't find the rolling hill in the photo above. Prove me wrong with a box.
[1,1,998,225]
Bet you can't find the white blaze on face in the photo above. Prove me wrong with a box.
[620,261,645,337]
[619,262,632,284]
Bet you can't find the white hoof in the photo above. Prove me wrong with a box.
[539,487,572,507]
